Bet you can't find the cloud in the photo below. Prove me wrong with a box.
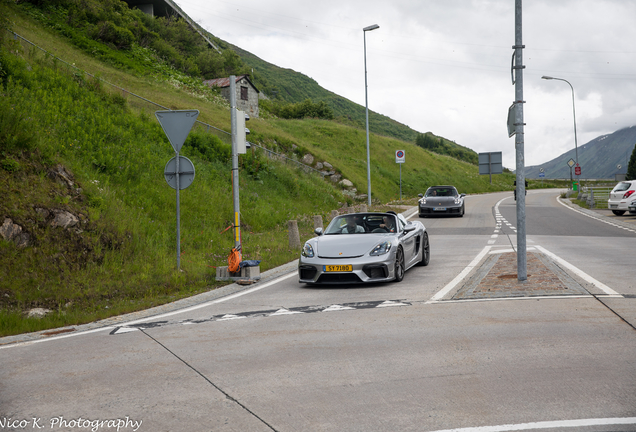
[182,0,636,169]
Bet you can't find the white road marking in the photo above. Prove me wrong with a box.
[427,417,636,431]
[270,308,304,316]
[437,295,594,304]
[427,245,492,303]
[534,245,621,297]
[377,300,410,307]
[0,272,299,349]
[427,240,621,303]
[557,196,636,234]
[323,304,356,312]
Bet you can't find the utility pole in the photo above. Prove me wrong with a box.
[230,76,241,250]
[514,0,527,281]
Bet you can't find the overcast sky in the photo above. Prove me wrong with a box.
[177,0,636,169]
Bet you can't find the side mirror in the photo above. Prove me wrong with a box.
[314,227,323,236]
[418,193,423,198]
[460,193,466,198]
[403,225,416,233]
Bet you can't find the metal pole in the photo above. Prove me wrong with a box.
[541,76,579,181]
[176,151,180,269]
[230,76,241,250]
[399,163,402,201]
[363,24,379,208]
[489,152,492,184]
[514,0,527,281]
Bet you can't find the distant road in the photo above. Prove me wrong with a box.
[1,189,635,432]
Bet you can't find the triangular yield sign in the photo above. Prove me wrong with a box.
[155,110,199,153]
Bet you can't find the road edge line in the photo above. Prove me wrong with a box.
[534,245,621,297]
[427,245,492,303]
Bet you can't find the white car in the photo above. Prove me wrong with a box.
[608,180,636,216]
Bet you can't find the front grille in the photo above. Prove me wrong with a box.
[363,265,388,279]
[299,266,317,280]
[316,273,362,284]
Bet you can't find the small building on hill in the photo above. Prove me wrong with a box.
[204,75,260,118]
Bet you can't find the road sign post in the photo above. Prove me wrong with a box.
[395,150,405,201]
[478,152,503,184]
[155,109,199,270]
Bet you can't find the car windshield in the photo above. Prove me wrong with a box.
[613,182,632,192]
[425,188,457,197]
[324,213,398,234]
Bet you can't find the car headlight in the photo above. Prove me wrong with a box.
[302,242,314,258]
[454,197,461,204]
[370,241,392,256]
[419,198,427,205]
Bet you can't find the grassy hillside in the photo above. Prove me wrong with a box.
[0,0,515,336]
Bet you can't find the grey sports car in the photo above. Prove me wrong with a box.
[298,212,430,285]
[418,185,466,217]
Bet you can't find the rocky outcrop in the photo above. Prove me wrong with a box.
[301,154,314,165]
[26,308,51,319]
[47,164,81,195]
[50,209,80,229]
[0,218,31,248]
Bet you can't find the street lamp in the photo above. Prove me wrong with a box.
[363,24,379,207]
[541,75,579,168]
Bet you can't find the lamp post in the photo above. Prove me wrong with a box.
[363,24,379,207]
[541,76,579,168]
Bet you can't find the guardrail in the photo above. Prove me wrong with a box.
[580,186,612,209]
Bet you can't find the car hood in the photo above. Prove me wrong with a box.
[316,234,387,258]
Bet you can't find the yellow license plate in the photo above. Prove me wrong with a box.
[324,265,352,272]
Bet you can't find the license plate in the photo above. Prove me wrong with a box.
[434,207,447,211]
[324,265,352,272]
[609,204,618,209]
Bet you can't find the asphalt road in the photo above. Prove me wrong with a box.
[1,190,635,432]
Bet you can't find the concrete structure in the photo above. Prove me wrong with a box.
[215,265,261,282]
[203,75,260,118]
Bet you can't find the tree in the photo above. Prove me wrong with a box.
[627,143,636,180]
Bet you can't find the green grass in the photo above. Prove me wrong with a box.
[0,1,519,337]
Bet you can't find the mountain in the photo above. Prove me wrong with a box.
[525,126,636,179]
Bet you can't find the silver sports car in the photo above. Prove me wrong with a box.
[418,185,466,217]
[298,212,430,285]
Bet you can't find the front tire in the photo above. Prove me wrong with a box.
[394,247,405,282]
[612,210,626,216]
[418,232,430,266]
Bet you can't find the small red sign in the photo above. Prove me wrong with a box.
[575,166,581,175]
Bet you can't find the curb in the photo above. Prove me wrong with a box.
[1,208,421,347]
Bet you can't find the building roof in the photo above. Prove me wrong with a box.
[203,75,259,93]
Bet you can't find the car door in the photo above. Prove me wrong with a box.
[397,216,417,268]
